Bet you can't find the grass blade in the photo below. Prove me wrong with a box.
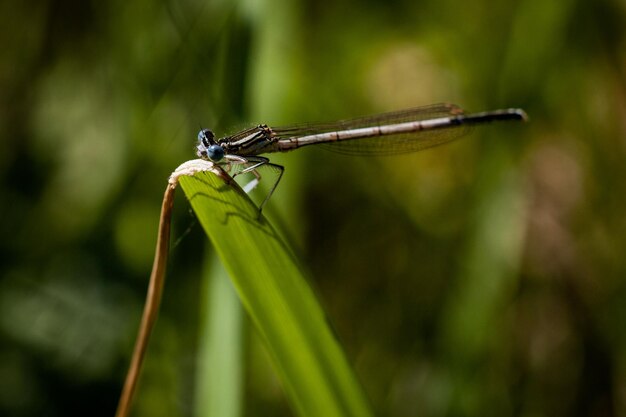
[195,255,244,417]
[176,162,373,417]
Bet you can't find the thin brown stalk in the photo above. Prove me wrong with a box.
[115,183,177,417]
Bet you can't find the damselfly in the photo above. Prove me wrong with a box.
[196,103,527,211]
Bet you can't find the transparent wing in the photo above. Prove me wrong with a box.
[270,103,472,156]
[321,128,470,156]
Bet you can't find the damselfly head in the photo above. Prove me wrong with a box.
[197,129,215,147]
[196,128,218,159]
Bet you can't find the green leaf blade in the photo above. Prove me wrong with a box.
[178,169,373,417]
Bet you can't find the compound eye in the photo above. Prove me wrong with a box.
[207,144,225,161]
[198,129,215,148]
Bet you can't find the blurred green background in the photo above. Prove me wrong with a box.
[1,0,625,416]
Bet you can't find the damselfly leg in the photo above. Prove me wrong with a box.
[222,155,285,214]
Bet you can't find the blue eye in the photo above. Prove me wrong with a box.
[207,144,225,161]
